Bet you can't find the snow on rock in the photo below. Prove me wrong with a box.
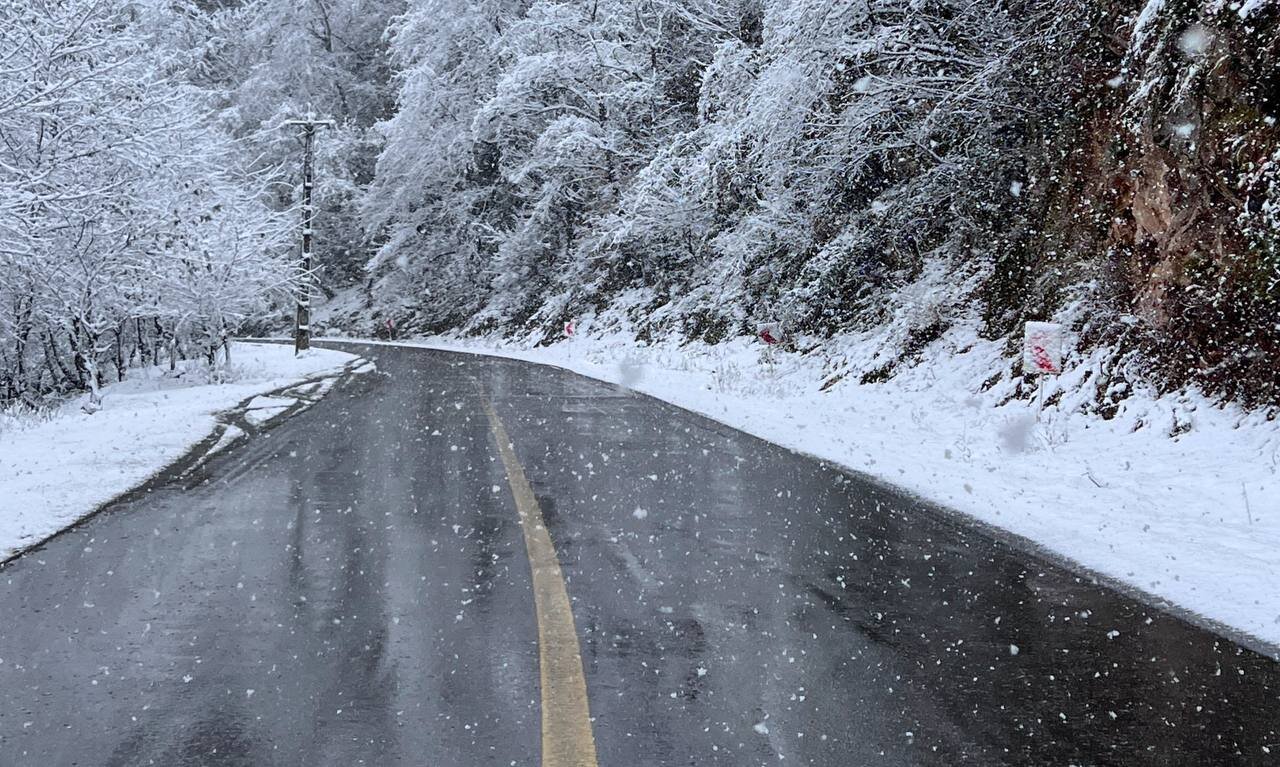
[1131,0,1167,49]
[343,334,1280,651]
[0,342,357,561]
[1236,0,1268,19]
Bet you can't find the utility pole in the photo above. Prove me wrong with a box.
[283,115,334,354]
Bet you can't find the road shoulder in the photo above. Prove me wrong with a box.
[0,341,371,564]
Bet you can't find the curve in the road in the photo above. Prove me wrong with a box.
[0,341,1277,766]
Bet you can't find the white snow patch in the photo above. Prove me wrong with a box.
[209,425,247,457]
[1178,25,1210,57]
[244,398,295,426]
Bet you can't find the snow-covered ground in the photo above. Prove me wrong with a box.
[0,342,359,561]
[330,331,1280,654]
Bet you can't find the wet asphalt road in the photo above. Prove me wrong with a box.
[1,342,1278,766]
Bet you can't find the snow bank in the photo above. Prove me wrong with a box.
[336,333,1280,654]
[0,342,357,561]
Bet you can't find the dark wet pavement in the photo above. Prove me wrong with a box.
[1,343,1277,765]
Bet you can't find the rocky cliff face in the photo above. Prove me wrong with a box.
[1031,0,1278,406]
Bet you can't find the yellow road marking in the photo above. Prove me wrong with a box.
[485,402,600,767]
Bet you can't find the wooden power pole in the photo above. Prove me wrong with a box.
[283,115,334,354]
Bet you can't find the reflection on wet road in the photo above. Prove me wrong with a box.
[1,343,1277,765]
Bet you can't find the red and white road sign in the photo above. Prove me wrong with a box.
[757,322,784,346]
[1023,321,1063,374]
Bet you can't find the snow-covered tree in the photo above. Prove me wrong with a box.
[195,0,405,288]
[0,0,297,403]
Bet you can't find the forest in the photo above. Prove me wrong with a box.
[1,0,1277,409]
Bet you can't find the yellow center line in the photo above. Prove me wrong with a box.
[485,401,600,767]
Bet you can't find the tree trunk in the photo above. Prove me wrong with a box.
[44,329,78,389]
[114,323,126,381]
[13,306,32,399]
[68,327,91,392]
[135,318,148,366]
